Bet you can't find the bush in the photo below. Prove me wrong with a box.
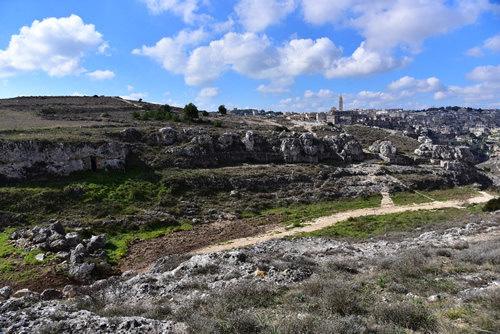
[213,120,222,127]
[184,103,199,120]
[131,111,140,120]
[483,197,500,212]
[375,302,437,332]
[218,105,227,115]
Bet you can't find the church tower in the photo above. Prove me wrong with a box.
[339,93,343,112]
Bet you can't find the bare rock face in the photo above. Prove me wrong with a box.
[415,144,475,164]
[0,141,127,181]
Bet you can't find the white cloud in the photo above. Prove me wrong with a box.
[465,64,500,82]
[196,87,219,106]
[198,86,218,98]
[301,0,485,54]
[484,34,500,52]
[388,76,444,93]
[136,32,346,90]
[325,43,411,78]
[97,41,110,55]
[465,46,484,57]
[86,70,115,80]
[120,92,148,101]
[0,15,105,78]
[466,33,500,56]
[127,85,134,92]
[139,0,208,23]
[236,0,297,32]
[71,92,84,96]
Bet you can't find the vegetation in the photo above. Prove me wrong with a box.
[183,102,199,120]
[483,197,500,212]
[259,194,382,227]
[218,104,227,115]
[294,206,480,239]
[391,187,480,206]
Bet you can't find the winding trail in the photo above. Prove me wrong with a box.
[190,191,494,255]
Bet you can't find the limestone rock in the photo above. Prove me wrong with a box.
[40,289,63,300]
[12,289,39,299]
[87,235,107,253]
[65,232,81,248]
[0,286,13,300]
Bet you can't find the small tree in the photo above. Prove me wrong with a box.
[218,104,227,115]
[183,103,199,120]
[131,111,140,120]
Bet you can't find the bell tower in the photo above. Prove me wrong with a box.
[339,93,343,112]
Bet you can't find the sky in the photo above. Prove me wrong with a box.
[0,0,499,112]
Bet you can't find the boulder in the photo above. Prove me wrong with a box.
[12,289,39,299]
[87,235,107,253]
[40,289,63,300]
[69,262,96,281]
[49,221,66,235]
[50,239,68,252]
[62,285,78,298]
[0,286,13,300]
[65,232,81,248]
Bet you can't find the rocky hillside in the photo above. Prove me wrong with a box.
[1,210,499,333]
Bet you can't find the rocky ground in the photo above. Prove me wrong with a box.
[0,209,499,333]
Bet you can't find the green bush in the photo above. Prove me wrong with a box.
[183,102,199,120]
[483,197,500,212]
[213,120,222,127]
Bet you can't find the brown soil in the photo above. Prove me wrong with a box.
[0,259,79,293]
[119,215,281,274]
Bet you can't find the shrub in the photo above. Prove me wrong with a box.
[131,111,140,120]
[183,102,199,120]
[375,302,437,332]
[213,120,222,127]
[483,197,500,212]
[218,105,227,115]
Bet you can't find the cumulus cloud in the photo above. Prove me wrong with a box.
[196,86,219,105]
[466,33,500,56]
[301,0,485,53]
[466,64,500,82]
[0,15,105,78]
[325,43,411,78]
[388,76,444,93]
[139,0,208,23]
[86,70,115,80]
[236,0,297,32]
[484,34,500,52]
[135,32,346,89]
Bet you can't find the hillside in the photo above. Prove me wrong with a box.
[0,96,499,333]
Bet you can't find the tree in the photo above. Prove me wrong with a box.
[183,103,199,120]
[218,104,227,115]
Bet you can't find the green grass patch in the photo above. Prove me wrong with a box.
[261,195,382,227]
[0,169,170,224]
[295,207,477,239]
[391,187,480,206]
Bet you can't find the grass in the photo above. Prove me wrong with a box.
[294,206,479,239]
[0,169,169,224]
[391,187,480,206]
[259,194,382,227]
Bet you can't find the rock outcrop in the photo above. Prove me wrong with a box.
[154,130,364,168]
[10,222,110,282]
[0,141,127,181]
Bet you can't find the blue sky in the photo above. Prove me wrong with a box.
[0,0,499,112]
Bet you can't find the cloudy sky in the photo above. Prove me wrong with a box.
[0,0,499,112]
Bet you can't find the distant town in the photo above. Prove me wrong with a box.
[227,96,500,160]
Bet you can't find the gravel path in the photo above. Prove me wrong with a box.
[191,191,495,255]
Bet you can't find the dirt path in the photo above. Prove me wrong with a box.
[190,191,494,255]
